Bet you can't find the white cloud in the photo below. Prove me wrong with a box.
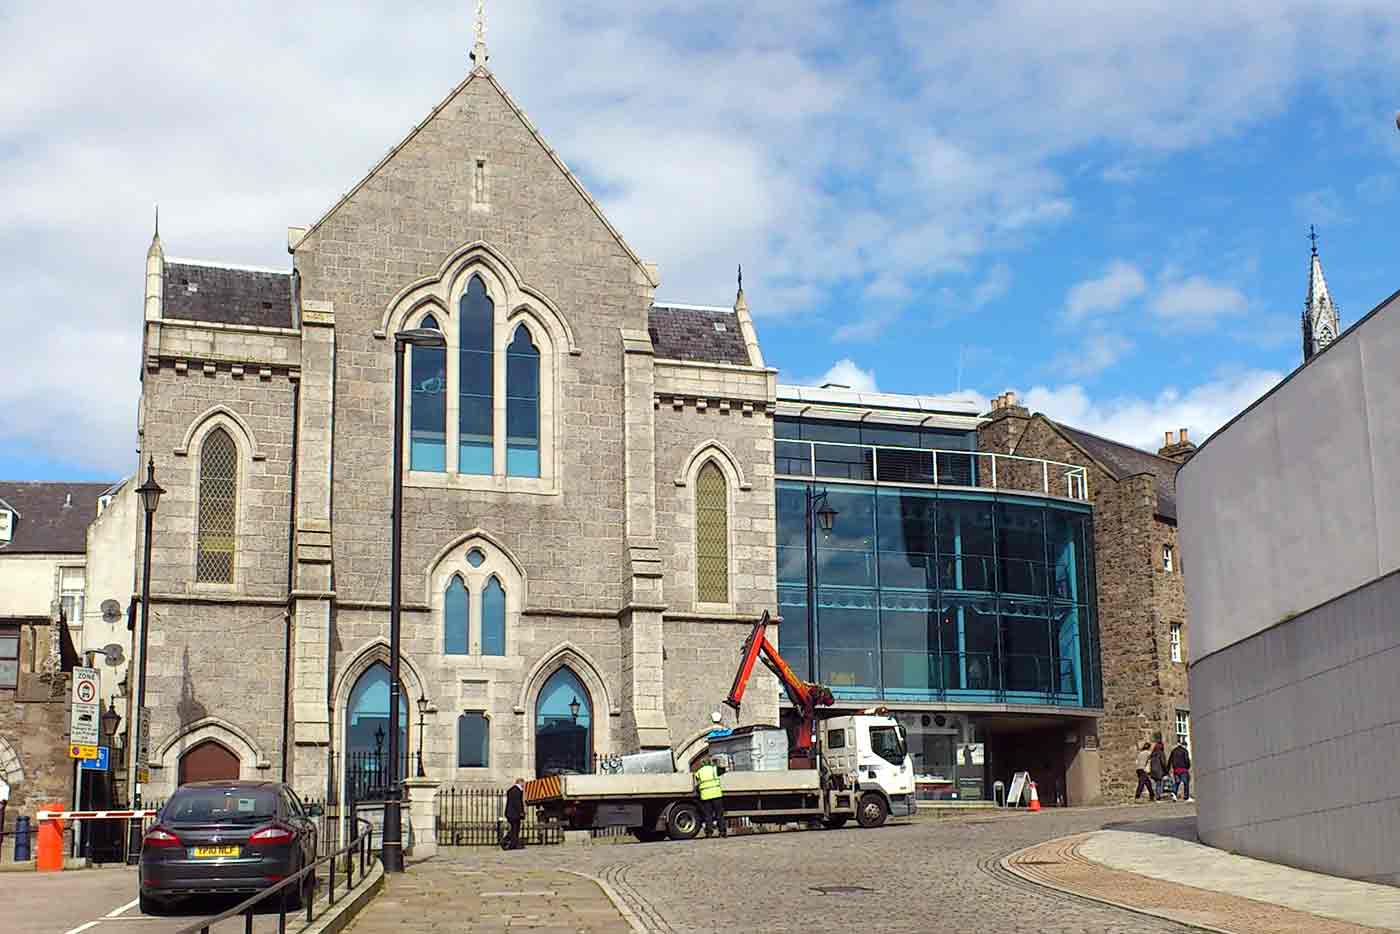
[1053,333,1135,378]
[811,359,880,393]
[1150,276,1249,330]
[1013,370,1283,451]
[1292,188,1351,226]
[1064,262,1147,322]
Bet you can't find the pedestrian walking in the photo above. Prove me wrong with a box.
[504,778,526,850]
[1134,743,1156,800]
[1169,739,1192,801]
[1149,740,1169,801]
[693,757,726,837]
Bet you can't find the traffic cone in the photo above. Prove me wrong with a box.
[1028,781,1042,812]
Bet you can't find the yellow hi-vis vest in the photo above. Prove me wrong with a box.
[695,764,723,800]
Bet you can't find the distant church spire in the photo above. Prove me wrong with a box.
[1302,225,1339,362]
[470,0,489,68]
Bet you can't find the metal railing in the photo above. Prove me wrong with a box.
[775,439,1089,500]
[175,817,376,934]
[435,787,563,847]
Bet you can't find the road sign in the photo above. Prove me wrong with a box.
[136,767,149,784]
[70,667,101,746]
[72,668,99,705]
[138,708,151,761]
[79,746,110,771]
[69,743,99,760]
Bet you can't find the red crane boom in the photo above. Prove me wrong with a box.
[724,610,834,766]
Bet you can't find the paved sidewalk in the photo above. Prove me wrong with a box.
[343,859,634,934]
[1004,821,1400,934]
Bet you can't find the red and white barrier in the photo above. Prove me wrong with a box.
[35,809,157,821]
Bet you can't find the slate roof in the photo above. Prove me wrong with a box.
[163,260,294,329]
[648,304,751,365]
[1053,423,1181,521]
[0,482,114,554]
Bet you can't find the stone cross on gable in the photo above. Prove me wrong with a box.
[470,0,489,67]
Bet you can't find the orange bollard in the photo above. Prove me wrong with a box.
[1027,781,1042,812]
[37,803,66,871]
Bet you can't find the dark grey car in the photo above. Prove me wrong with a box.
[139,781,318,914]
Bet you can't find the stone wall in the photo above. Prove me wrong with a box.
[1,623,75,828]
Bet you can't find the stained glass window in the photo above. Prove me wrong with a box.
[695,462,729,603]
[196,428,237,583]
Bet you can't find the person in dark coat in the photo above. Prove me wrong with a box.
[1168,740,1192,801]
[1149,741,1168,801]
[504,778,526,850]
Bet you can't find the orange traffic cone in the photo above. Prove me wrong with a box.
[1027,781,1042,812]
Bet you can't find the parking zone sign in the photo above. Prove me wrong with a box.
[70,667,100,746]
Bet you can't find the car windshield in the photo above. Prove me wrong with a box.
[165,787,278,824]
[869,725,907,766]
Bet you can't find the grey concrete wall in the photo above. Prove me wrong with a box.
[1190,568,1400,886]
[1177,291,1400,659]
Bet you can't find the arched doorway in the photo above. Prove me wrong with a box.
[345,662,408,802]
[178,740,240,785]
[535,668,592,776]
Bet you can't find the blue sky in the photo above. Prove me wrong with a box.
[2,1,1398,482]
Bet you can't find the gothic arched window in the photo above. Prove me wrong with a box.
[444,575,469,655]
[482,576,506,656]
[410,313,447,471]
[695,462,730,603]
[196,428,238,584]
[506,325,541,477]
[458,276,494,475]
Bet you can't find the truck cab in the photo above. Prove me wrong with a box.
[817,714,917,821]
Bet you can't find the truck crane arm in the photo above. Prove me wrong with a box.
[723,610,834,763]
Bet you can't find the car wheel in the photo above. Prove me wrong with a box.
[856,792,888,829]
[666,803,702,841]
[139,892,168,916]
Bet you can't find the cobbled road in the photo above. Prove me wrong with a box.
[449,802,1203,934]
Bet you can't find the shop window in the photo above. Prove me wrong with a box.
[457,712,489,768]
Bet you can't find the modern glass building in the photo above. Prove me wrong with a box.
[774,385,1104,804]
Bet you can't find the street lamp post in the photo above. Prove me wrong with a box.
[384,326,446,873]
[416,693,429,779]
[132,457,164,812]
[804,488,837,683]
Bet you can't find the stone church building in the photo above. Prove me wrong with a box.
[131,49,779,803]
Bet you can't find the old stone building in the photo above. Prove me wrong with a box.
[979,396,1192,800]
[129,47,778,805]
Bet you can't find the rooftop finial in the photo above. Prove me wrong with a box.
[1308,224,1318,257]
[470,0,489,68]
[154,203,160,239]
[737,263,743,293]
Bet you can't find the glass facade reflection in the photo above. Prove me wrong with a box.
[777,480,1102,708]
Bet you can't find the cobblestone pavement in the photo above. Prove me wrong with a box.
[433,802,1204,934]
[1004,823,1400,934]
[343,860,631,934]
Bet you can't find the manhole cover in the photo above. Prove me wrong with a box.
[810,885,876,896]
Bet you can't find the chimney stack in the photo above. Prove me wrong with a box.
[1158,427,1198,463]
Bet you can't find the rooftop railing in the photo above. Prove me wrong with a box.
[775,440,1089,501]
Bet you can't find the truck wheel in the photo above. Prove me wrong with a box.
[666,803,702,841]
[822,816,848,829]
[856,793,888,829]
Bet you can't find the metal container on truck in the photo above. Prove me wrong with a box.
[708,726,789,772]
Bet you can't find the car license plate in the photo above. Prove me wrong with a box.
[193,845,240,858]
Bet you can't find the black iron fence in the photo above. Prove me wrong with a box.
[339,750,411,805]
[435,786,563,847]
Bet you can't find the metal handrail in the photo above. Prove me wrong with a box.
[175,817,377,934]
[775,438,1090,500]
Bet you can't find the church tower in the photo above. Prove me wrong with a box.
[1302,226,1340,362]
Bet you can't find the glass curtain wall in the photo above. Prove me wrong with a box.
[776,478,1101,707]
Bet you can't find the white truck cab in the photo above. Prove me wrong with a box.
[817,713,917,820]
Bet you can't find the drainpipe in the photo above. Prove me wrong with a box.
[282,380,301,783]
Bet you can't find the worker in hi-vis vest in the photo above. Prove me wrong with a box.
[694,758,727,838]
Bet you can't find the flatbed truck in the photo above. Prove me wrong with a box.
[525,612,916,841]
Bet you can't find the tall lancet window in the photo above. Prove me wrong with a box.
[695,462,730,603]
[482,576,506,656]
[506,325,541,477]
[410,313,447,471]
[196,428,238,584]
[459,276,494,474]
[444,575,469,655]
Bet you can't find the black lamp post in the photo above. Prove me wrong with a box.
[805,488,837,683]
[101,698,122,747]
[384,326,446,873]
[416,693,429,779]
[569,697,580,723]
[132,456,164,811]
